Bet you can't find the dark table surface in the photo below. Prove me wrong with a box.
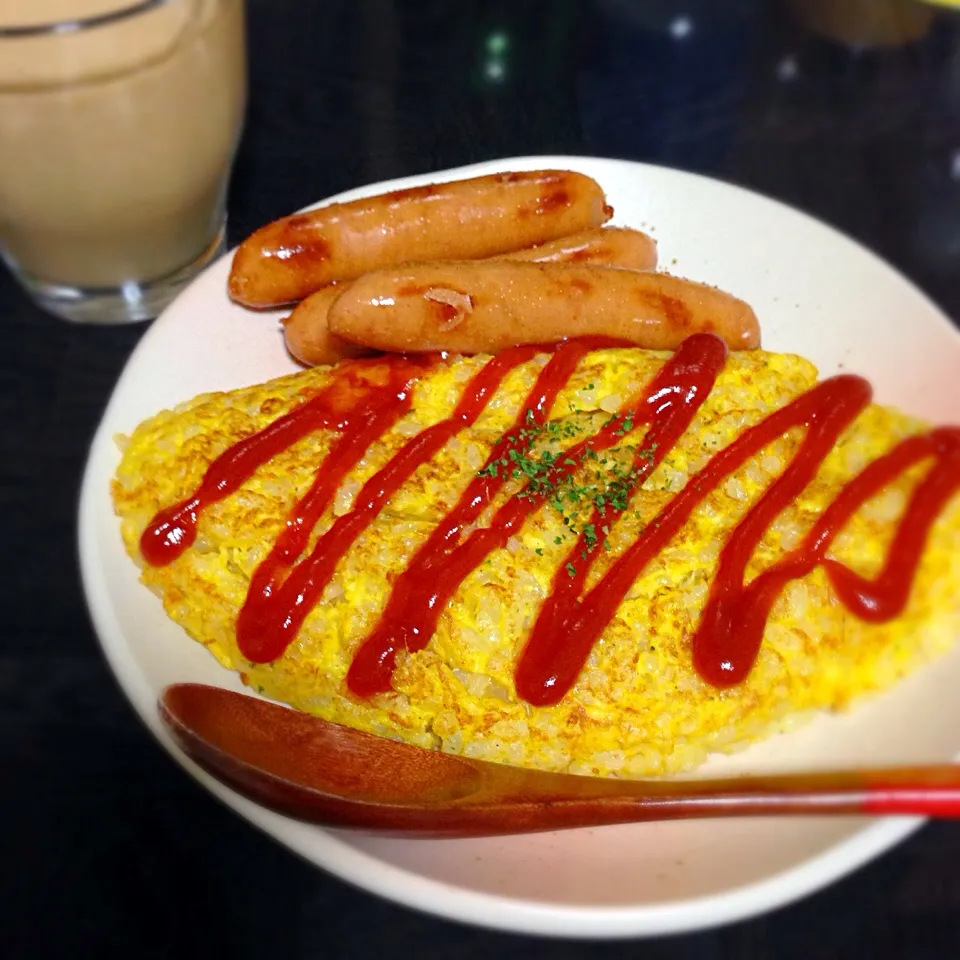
[6,0,960,956]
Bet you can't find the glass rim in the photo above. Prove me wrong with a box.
[0,0,172,39]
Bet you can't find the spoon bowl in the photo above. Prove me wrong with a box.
[159,683,960,838]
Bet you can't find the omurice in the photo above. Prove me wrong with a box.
[112,335,960,778]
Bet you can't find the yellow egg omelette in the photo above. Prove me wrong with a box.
[112,345,960,777]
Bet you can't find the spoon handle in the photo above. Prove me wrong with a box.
[423,768,960,835]
[600,768,960,820]
[158,683,960,837]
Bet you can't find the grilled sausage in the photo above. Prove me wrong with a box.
[283,227,658,366]
[229,170,612,307]
[499,226,657,269]
[327,262,761,354]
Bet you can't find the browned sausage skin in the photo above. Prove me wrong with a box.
[327,262,761,355]
[229,170,613,308]
[282,227,659,367]
[280,285,372,366]
[502,226,657,269]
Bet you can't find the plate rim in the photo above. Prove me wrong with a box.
[79,153,956,938]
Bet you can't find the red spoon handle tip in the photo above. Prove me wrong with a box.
[862,789,960,817]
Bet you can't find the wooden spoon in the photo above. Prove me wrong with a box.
[159,683,960,838]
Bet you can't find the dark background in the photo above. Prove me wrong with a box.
[5,0,960,956]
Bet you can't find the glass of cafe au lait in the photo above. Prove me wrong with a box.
[0,0,247,323]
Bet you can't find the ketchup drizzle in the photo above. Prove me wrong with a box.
[723,428,960,666]
[351,334,728,699]
[140,336,960,705]
[514,333,728,705]
[346,336,626,696]
[139,356,433,567]
[237,344,546,663]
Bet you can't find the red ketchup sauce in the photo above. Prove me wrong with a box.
[141,336,960,705]
[139,355,434,567]
[346,335,640,696]
[351,333,728,698]
[236,343,545,662]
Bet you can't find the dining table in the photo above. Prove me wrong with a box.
[5,0,960,956]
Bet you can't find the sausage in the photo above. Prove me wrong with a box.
[327,262,761,354]
[283,227,658,367]
[498,226,657,269]
[281,285,372,366]
[229,170,613,308]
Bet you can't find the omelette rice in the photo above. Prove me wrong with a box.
[112,345,960,777]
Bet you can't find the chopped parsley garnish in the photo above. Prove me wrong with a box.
[473,409,663,565]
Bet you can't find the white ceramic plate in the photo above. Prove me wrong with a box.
[79,156,960,939]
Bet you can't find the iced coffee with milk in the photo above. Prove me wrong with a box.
[0,0,247,323]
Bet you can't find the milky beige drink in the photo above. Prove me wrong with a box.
[0,0,246,321]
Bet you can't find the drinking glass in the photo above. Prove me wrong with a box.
[0,0,247,323]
